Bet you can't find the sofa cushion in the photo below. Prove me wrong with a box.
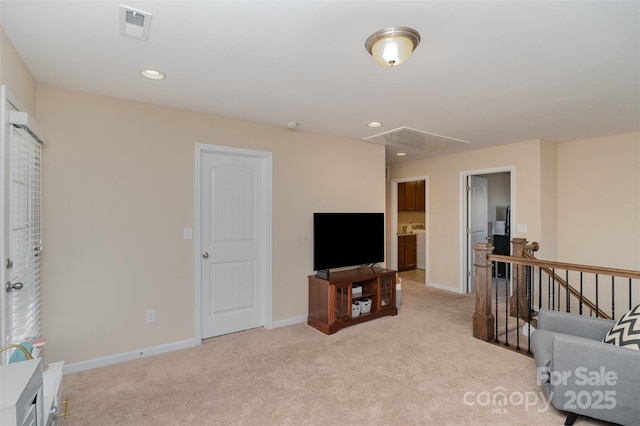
[602,304,640,350]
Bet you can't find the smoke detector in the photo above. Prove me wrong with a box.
[119,5,152,41]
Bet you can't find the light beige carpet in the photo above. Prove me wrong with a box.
[63,279,606,425]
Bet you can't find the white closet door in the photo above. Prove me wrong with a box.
[199,146,271,338]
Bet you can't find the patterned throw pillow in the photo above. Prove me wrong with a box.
[603,304,640,350]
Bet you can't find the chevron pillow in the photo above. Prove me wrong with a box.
[603,304,640,350]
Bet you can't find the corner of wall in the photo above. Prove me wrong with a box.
[0,26,37,117]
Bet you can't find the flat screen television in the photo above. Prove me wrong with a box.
[313,212,384,274]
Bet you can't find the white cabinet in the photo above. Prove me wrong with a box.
[43,362,66,426]
[0,359,65,426]
[0,359,45,426]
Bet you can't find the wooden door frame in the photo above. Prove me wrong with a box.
[194,143,273,342]
[459,166,515,294]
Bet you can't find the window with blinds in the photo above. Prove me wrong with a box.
[7,125,42,346]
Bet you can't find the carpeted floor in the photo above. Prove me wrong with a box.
[63,278,606,425]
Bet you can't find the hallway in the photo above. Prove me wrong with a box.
[398,268,425,283]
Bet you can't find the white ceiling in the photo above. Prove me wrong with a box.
[1,1,638,165]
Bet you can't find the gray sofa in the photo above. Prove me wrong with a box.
[531,309,640,425]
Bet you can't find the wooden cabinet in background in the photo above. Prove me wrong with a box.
[416,180,425,211]
[398,180,425,212]
[404,181,416,211]
[398,234,417,271]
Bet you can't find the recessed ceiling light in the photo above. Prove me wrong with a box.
[396,152,407,156]
[140,69,165,80]
[368,121,383,128]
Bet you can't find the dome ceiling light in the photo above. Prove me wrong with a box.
[365,27,421,67]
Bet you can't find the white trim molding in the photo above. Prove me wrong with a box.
[64,338,200,374]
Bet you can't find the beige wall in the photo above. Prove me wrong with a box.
[557,132,640,270]
[539,140,558,260]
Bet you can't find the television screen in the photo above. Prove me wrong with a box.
[313,212,384,271]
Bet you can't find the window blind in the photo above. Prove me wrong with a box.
[8,125,42,344]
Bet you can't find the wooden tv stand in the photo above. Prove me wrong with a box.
[308,267,397,334]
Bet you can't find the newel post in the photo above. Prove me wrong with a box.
[510,237,529,320]
[473,242,495,341]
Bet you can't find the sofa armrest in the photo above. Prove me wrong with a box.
[549,332,640,426]
[537,309,614,341]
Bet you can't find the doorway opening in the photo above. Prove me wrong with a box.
[390,176,429,285]
[461,167,514,294]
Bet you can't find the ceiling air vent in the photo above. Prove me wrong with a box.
[364,127,470,154]
[119,5,152,41]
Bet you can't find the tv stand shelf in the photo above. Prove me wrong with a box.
[308,267,397,334]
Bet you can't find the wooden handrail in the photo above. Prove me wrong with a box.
[488,254,640,280]
[491,249,639,320]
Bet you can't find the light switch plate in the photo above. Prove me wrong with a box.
[517,224,528,233]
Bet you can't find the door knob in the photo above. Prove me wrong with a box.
[202,252,209,259]
[6,281,23,292]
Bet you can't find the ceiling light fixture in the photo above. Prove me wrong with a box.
[140,69,165,80]
[396,152,407,156]
[365,27,421,67]
[368,121,383,128]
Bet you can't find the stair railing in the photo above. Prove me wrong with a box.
[472,240,640,355]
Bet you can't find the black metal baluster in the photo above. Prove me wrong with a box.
[516,266,522,351]
[538,267,542,313]
[579,272,583,315]
[611,276,615,320]
[505,268,510,347]
[565,270,570,313]
[552,268,556,311]
[527,266,533,355]
[494,265,499,344]
[595,274,599,318]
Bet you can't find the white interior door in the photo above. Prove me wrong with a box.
[199,145,271,338]
[467,175,488,293]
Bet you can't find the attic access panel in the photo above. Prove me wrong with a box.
[364,127,470,154]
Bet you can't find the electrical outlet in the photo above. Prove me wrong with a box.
[146,309,156,323]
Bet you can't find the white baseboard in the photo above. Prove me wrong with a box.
[271,315,307,329]
[63,338,200,375]
[64,316,308,374]
[427,281,464,294]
